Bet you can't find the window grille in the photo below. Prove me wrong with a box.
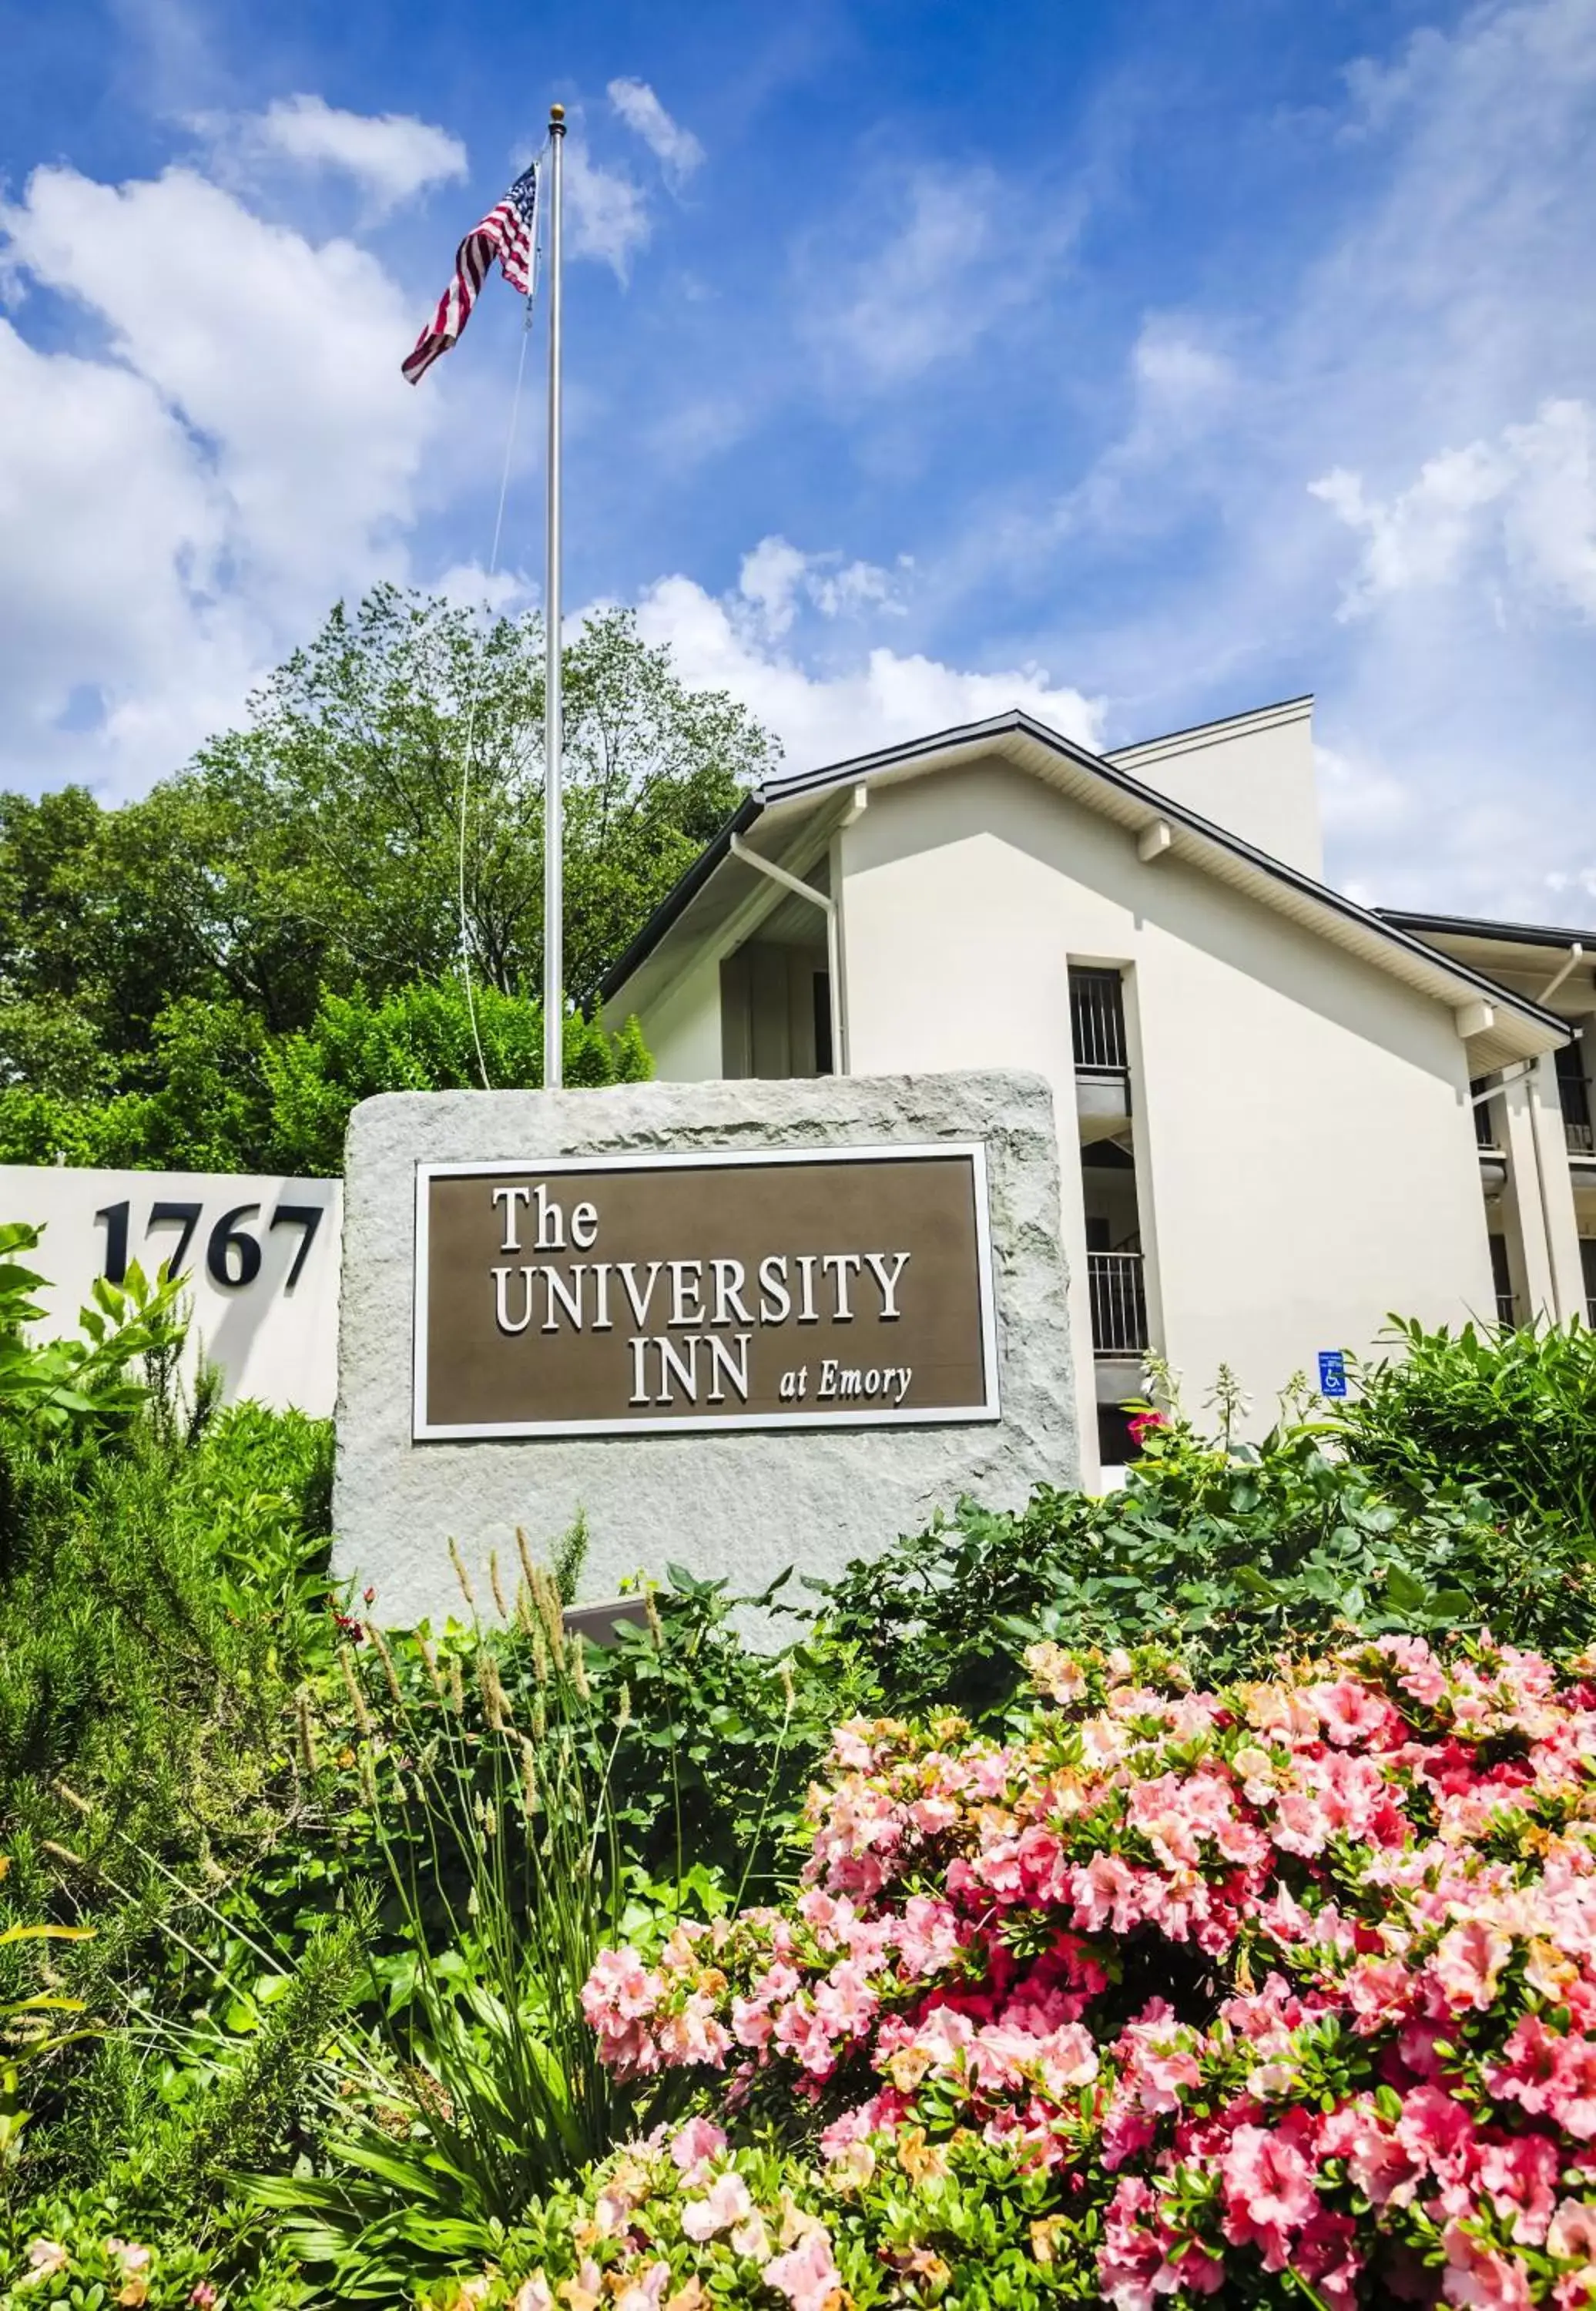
[1088,1249,1148,1355]
[1070,968,1128,1074]
[1557,1038,1594,1155]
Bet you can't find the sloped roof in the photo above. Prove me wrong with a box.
[601,708,1567,1071]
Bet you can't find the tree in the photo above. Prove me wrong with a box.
[183,585,778,1008]
[0,585,775,1170]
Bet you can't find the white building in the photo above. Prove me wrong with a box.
[600,696,1580,1485]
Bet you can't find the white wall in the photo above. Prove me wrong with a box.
[639,944,724,1081]
[839,760,1495,1475]
[1105,699,1323,879]
[0,1166,341,1416]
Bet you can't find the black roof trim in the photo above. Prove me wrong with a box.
[1379,908,1596,954]
[597,791,765,1007]
[599,710,1568,1038]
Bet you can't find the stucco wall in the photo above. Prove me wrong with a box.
[838,760,1495,1476]
[1105,700,1323,879]
[638,942,723,1080]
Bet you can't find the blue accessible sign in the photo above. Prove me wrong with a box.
[1317,1349,1348,1399]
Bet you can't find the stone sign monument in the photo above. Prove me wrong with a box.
[336,1071,1076,1626]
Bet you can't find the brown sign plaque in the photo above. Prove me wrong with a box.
[412,1143,999,1441]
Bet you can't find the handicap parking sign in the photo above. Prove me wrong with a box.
[1317,1350,1347,1399]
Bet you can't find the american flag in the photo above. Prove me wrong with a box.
[402,164,538,385]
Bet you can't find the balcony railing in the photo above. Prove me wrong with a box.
[1070,968,1128,1075]
[1088,1249,1148,1356]
[1470,1077,1500,1150]
[1497,1292,1518,1329]
[1558,1045,1594,1155]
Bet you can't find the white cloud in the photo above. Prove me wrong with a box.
[633,564,1101,776]
[736,536,907,639]
[800,161,1081,393]
[565,140,651,280]
[0,153,445,794]
[234,93,468,218]
[1309,441,1515,615]
[606,79,704,186]
[1309,400,1596,622]
[432,563,534,616]
[1059,316,1235,537]
[1029,0,1596,918]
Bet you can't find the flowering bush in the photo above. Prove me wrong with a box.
[0,2191,310,2306]
[558,1636,1596,2310]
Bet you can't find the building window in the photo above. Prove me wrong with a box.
[1488,1233,1516,1330]
[1470,1076,1500,1150]
[812,971,833,1076]
[1069,967,1128,1075]
[1557,1038,1594,1156]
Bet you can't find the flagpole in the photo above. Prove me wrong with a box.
[543,102,566,1090]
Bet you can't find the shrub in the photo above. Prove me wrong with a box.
[263,978,651,1176]
[1336,1316,1596,1544]
[807,1407,1596,1725]
[0,974,653,1176]
[554,1633,1596,2311]
[0,2192,312,2306]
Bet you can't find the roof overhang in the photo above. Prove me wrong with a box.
[602,711,1568,1072]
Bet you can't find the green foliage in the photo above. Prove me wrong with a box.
[123,1914,365,2209]
[0,1225,186,1459]
[0,975,652,1177]
[0,585,768,1174]
[0,1398,332,1869]
[586,1568,863,1900]
[186,587,772,1007]
[248,1589,680,2299]
[4,1244,1596,2306]
[1335,1313,1596,1541]
[0,2189,313,2306]
[0,1878,96,2180]
[808,1407,1596,1725]
[260,978,650,1177]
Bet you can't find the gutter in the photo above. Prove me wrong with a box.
[594,791,765,1010]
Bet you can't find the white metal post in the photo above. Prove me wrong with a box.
[543,103,566,1089]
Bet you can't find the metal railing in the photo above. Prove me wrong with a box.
[1558,1044,1594,1154]
[1497,1291,1518,1329]
[1088,1249,1148,1355]
[1470,1076,1500,1150]
[1070,968,1128,1074]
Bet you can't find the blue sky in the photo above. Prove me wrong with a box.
[2,0,1594,918]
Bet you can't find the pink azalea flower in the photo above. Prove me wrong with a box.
[679,2169,753,2241]
[1220,2124,1319,2268]
[669,2115,727,2182]
[1433,1917,1514,2011]
[764,2225,841,2311]
[1442,2221,1534,2310]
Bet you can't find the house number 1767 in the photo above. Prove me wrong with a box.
[93,1199,324,1291]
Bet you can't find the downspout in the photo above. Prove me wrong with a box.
[729,834,847,1076]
